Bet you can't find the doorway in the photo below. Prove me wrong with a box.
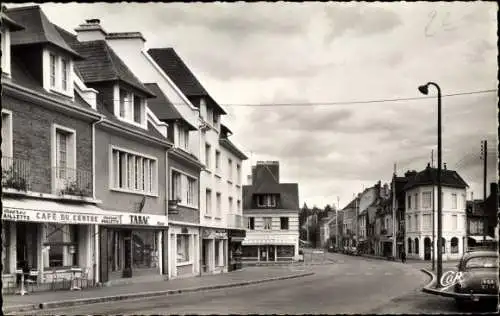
[16,222,37,269]
[424,237,431,261]
[202,239,210,272]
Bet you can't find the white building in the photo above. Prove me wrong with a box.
[242,161,300,262]
[403,164,468,261]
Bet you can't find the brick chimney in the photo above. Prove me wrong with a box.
[75,19,107,41]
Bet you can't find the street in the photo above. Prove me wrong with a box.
[30,252,498,315]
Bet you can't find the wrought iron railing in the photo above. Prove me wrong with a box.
[1,156,30,191]
[227,214,244,229]
[53,167,92,197]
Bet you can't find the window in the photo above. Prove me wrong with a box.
[205,144,211,168]
[176,234,190,263]
[227,159,233,181]
[414,214,419,231]
[133,95,142,123]
[236,164,241,185]
[450,237,458,254]
[263,217,272,230]
[407,195,412,210]
[414,238,419,254]
[465,256,498,269]
[423,214,431,230]
[452,214,458,230]
[56,131,68,179]
[187,177,196,206]
[214,239,221,266]
[407,216,411,232]
[280,217,289,230]
[215,150,221,171]
[422,192,432,209]
[407,238,412,253]
[50,54,57,88]
[451,193,457,209]
[228,197,233,213]
[171,170,182,201]
[119,89,127,118]
[237,200,241,212]
[207,107,213,126]
[414,193,419,209]
[247,217,255,230]
[133,230,158,268]
[53,126,76,194]
[111,147,157,195]
[44,224,78,268]
[440,237,446,253]
[256,194,278,208]
[1,110,13,159]
[206,189,212,215]
[216,192,221,217]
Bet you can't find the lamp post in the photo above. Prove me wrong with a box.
[418,82,443,287]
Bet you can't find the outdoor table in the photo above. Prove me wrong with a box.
[15,269,28,296]
[68,267,82,291]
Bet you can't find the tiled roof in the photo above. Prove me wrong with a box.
[243,182,299,210]
[67,40,155,98]
[403,165,468,191]
[6,6,82,59]
[147,47,226,114]
[1,10,25,31]
[143,83,197,131]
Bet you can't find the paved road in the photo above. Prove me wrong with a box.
[36,253,436,315]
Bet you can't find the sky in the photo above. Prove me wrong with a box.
[7,2,498,209]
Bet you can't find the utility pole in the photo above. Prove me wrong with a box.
[337,196,340,250]
[392,163,397,259]
[481,140,487,242]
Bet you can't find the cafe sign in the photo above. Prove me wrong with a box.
[1,207,122,225]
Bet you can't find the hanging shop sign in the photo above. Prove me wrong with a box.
[1,207,122,225]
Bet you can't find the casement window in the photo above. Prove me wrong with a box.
[206,189,212,215]
[280,217,289,230]
[111,147,157,195]
[228,197,233,213]
[422,192,432,209]
[170,169,197,207]
[176,125,189,151]
[407,195,412,210]
[263,217,272,230]
[1,27,10,75]
[1,110,13,159]
[215,150,221,171]
[247,217,255,230]
[43,224,79,268]
[451,193,457,209]
[45,50,72,95]
[414,193,419,209]
[227,159,233,181]
[176,234,190,263]
[115,87,145,127]
[256,194,278,208]
[216,192,221,217]
[236,164,241,185]
[205,143,211,168]
[52,125,76,194]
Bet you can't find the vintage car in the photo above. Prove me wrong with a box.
[453,250,499,307]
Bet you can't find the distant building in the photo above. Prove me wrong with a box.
[340,197,359,249]
[242,161,300,262]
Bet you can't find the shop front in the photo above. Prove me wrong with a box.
[168,225,199,279]
[242,239,297,262]
[227,229,245,271]
[98,213,168,284]
[200,228,228,274]
[1,197,116,292]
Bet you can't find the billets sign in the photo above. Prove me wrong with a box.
[1,207,122,225]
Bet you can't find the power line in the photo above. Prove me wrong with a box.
[79,89,497,108]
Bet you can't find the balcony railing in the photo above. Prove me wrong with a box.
[53,167,92,198]
[227,214,244,229]
[1,156,30,191]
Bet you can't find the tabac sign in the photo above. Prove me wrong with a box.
[122,214,167,227]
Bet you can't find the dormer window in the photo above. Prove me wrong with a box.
[255,194,279,208]
[44,49,73,97]
[114,85,146,128]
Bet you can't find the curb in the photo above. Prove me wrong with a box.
[3,272,314,314]
[420,268,455,298]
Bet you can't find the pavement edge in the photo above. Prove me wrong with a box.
[3,272,314,314]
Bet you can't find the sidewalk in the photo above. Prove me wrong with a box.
[3,266,314,314]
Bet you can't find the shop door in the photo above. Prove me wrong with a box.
[162,230,168,275]
[99,226,109,283]
[259,246,268,261]
[268,245,275,261]
[123,230,132,278]
[16,223,37,269]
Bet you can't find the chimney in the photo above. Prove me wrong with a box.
[247,174,252,185]
[106,31,146,52]
[443,163,447,170]
[426,163,431,169]
[75,19,107,41]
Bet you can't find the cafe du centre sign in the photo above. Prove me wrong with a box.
[2,207,167,227]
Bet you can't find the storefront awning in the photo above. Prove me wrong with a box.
[242,239,296,246]
[469,235,496,242]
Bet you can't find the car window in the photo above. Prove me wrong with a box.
[465,256,498,269]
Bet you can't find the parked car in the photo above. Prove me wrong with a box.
[453,250,499,307]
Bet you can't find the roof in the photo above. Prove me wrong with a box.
[221,124,233,137]
[403,165,469,191]
[462,250,498,260]
[243,182,299,210]
[219,138,248,160]
[342,197,358,210]
[147,47,226,114]
[1,10,25,31]
[6,6,82,59]
[144,83,197,130]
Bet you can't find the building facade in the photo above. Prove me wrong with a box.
[242,161,300,262]
[403,164,468,261]
[340,198,358,249]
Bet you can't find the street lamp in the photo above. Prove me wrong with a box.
[418,82,443,288]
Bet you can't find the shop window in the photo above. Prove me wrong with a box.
[242,246,258,258]
[176,234,190,263]
[451,237,459,253]
[44,224,78,268]
[277,245,294,257]
[132,230,158,269]
[2,222,10,273]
